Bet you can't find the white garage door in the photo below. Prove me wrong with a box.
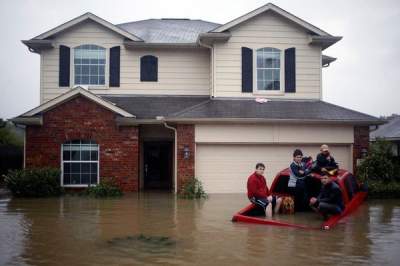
[195,144,352,193]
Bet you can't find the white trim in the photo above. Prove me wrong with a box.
[210,3,330,36]
[21,86,135,118]
[33,12,143,41]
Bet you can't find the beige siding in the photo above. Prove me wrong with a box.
[213,11,322,99]
[40,20,210,103]
[195,124,354,144]
[196,144,352,193]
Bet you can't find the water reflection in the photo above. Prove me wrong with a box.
[0,194,399,265]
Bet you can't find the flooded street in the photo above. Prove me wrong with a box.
[1,194,399,266]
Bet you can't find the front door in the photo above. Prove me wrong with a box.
[143,141,173,190]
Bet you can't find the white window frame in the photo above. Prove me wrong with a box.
[60,140,100,187]
[253,47,285,95]
[70,44,109,89]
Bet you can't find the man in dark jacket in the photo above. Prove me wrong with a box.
[247,163,281,217]
[316,144,338,174]
[309,175,344,218]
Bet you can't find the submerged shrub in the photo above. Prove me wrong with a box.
[179,177,207,199]
[357,139,400,183]
[84,177,123,198]
[3,167,62,197]
[367,180,400,199]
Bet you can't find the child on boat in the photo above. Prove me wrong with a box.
[309,174,344,219]
[288,149,312,211]
[247,163,282,218]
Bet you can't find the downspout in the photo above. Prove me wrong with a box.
[159,118,178,194]
[198,38,214,98]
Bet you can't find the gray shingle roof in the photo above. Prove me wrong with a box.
[100,95,382,124]
[370,116,400,140]
[101,95,209,119]
[117,19,220,43]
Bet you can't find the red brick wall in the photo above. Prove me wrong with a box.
[25,95,139,191]
[176,124,195,192]
[353,126,370,174]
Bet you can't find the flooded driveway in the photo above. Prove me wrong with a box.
[0,193,399,265]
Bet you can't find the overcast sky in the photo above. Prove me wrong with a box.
[0,0,399,119]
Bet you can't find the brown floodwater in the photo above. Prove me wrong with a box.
[0,193,399,266]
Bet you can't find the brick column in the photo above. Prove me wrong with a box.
[176,124,195,193]
[353,126,369,174]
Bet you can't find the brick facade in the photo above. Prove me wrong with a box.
[25,95,139,191]
[176,124,195,192]
[353,126,370,174]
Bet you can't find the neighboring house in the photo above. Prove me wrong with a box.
[370,115,400,157]
[12,3,383,193]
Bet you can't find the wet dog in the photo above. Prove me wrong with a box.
[280,196,295,214]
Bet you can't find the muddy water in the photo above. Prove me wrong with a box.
[0,194,399,266]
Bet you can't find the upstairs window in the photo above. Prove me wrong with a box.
[140,55,158,82]
[74,44,106,85]
[62,140,99,186]
[256,47,281,91]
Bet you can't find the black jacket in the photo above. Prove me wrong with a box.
[289,161,311,178]
[316,153,338,172]
[317,181,344,210]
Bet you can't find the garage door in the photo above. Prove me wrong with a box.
[195,144,352,193]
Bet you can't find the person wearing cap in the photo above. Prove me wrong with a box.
[316,144,338,174]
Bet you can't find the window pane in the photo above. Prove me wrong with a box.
[63,173,71,185]
[81,163,90,173]
[257,80,264,90]
[266,69,273,80]
[89,76,98,85]
[81,76,89,84]
[99,76,105,85]
[63,150,70,161]
[273,81,280,90]
[266,81,273,90]
[90,150,98,161]
[82,65,89,75]
[257,53,263,68]
[81,173,90,184]
[71,173,80,184]
[90,163,98,174]
[90,174,98,184]
[75,65,81,75]
[257,69,263,81]
[90,65,98,75]
[273,69,280,81]
[71,163,80,173]
[63,163,71,174]
[71,148,80,161]
[99,66,105,75]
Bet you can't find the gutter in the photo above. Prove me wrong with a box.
[157,116,178,194]
[197,38,215,98]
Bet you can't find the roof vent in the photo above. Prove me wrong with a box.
[161,18,190,20]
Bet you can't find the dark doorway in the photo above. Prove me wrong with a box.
[143,141,173,190]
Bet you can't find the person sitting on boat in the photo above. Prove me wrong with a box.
[288,149,312,211]
[309,174,344,219]
[315,144,338,175]
[247,163,282,217]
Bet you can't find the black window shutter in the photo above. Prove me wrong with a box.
[109,46,120,87]
[140,55,158,82]
[241,47,253,93]
[285,47,296,93]
[59,45,70,87]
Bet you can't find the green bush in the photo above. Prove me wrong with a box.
[366,180,400,199]
[357,139,400,182]
[179,177,207,199]
[84,178,123,198]
[3,167,63,197]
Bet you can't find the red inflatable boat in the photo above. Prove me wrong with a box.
[232,169,367,230]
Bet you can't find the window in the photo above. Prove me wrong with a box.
[74,44,106,85]
[140,55,158,82]
[62,140,99,186]
[256,47,281,91]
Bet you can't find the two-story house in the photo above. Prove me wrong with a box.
[12,3,382,193]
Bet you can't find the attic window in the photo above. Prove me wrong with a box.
[74,44,106,85]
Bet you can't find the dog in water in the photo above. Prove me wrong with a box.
[280,196,295,214]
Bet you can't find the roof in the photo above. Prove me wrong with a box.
[101,95,210,119]
[31,12,143,41]
[102,96,382,125]
[17,87,135,118]
[370,116,400,140]
[117,19,220,44]
[210,3,332,36]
